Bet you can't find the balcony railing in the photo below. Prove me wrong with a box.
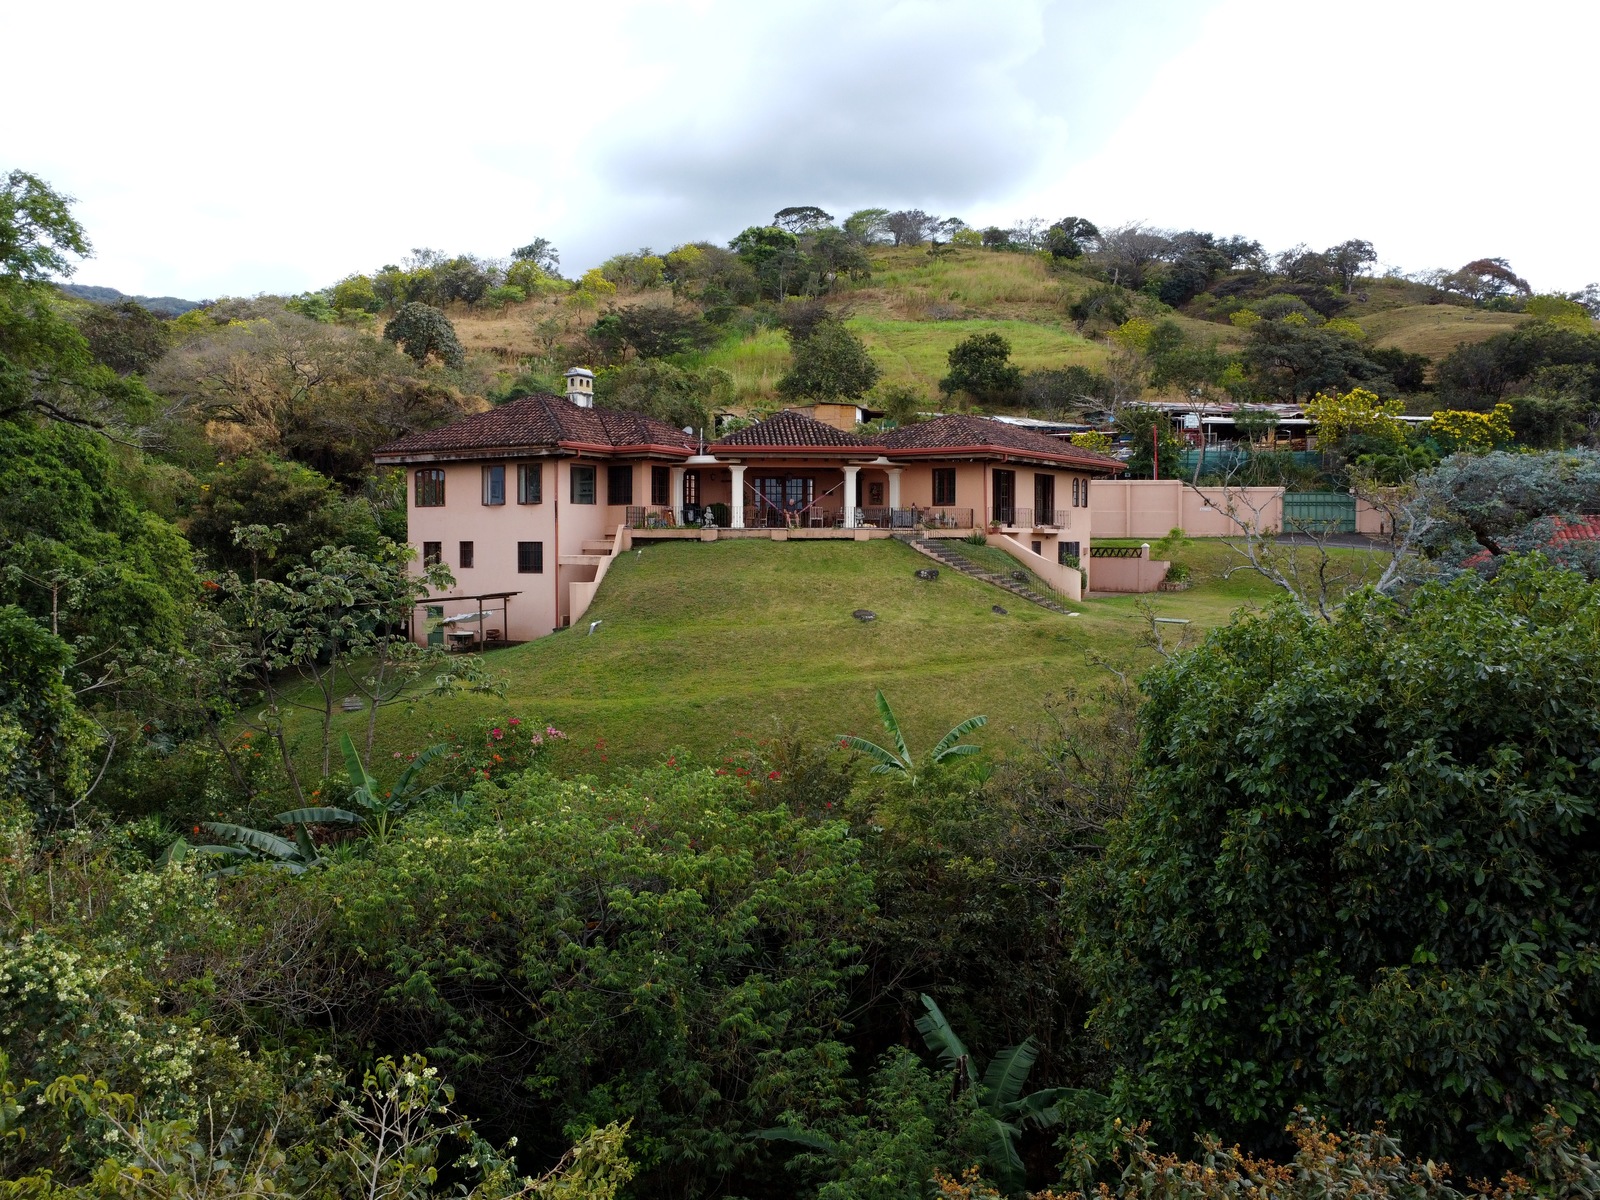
[991,507,1063,529]
[630,504,976,532]
[859,507,975,530]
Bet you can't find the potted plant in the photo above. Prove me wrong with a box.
[987,519,1002,533]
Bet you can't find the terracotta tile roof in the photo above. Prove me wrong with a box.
[882,414,1124,471]
[1550,515,1600,542]
[374,393,696,459]
[711,409,884,452]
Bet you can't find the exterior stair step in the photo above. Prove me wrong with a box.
[894,534,1076,616]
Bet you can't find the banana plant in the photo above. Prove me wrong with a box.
[913,994,1095,1195]
[835,691,986,784]
[165,820,332,875]
[756,994,1096,1196]
[165,734,452,870]
[336,732,452,845]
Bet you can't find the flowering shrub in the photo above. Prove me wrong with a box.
[437,715,566,788]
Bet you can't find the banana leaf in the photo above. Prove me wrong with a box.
[981,1038,1038,1108]
[203,822,298,861]
[751,1127,839,1154]
[276,807,360,826]
[915,994,977,1086]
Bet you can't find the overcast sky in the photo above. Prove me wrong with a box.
[10,0,1598,300]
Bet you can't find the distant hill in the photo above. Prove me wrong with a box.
[55,283,202,317]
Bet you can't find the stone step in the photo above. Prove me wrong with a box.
[897,535,1075,616]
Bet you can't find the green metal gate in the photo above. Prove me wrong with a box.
[1282,491,1357,533]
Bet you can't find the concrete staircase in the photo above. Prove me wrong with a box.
[894,535,1078,616]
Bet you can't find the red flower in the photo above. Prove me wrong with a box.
[509,717,521,726]
[767,770,781,780]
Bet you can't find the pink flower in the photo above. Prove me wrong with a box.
[490,728,504,740]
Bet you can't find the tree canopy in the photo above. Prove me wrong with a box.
[1074,560,1600,1171]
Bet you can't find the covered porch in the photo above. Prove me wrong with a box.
[412,590,524,650]
[623,459,975,532]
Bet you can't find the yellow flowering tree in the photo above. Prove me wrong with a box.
[1429,402,1514,454]
[566,267,617,311]
[1304,386,1407,452]
[1109,317,1155,353]
[1069,430,1113,454]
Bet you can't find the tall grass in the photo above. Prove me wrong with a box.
[850,317,1104,389]
[848,246,1080,312]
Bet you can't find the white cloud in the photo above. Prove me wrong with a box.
[9,0,1593,297]
[1018,0,1600,291]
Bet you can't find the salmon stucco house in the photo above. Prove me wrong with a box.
[373,368,1124,643]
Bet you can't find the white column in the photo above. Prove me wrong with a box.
[887,468,903,510]
[729,464,746,529]
[842,465,860,528]
[670,467,685,518]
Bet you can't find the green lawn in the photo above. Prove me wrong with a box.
[294,537,1378,773]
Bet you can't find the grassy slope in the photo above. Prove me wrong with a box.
[446,249,1545,407]
[303,537,1383,771]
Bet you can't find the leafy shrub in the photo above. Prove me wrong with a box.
[309,766,874,1196]
[1072,560,1600,1172]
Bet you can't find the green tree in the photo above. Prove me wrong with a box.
[1066,284,1129,333]
[590,304,710,360]
[511,236,561,275]
[1115,404,1186,480]
[1072,559,1600,1172]
[1045,217,1099,260]
[940,332,1021,404]
[186,455,383,580]
[0,416,195,663]
[382,302,464,367]
[1240,317,1391,402]
[329,273,382,313]
[594,360,728,431]
[776,320,880,401]
[730,226,802,300]
[842,208,891,245]
[0,171,153,433]
[1325,238,1376,292]
[313,765,872,1197]
[773,205,834,234]
[77,300,169,374]
[0,606,100,824]
[599,249,665,291]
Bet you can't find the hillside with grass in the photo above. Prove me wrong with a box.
[446,238,1590,427]
[291,536,1389,770]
